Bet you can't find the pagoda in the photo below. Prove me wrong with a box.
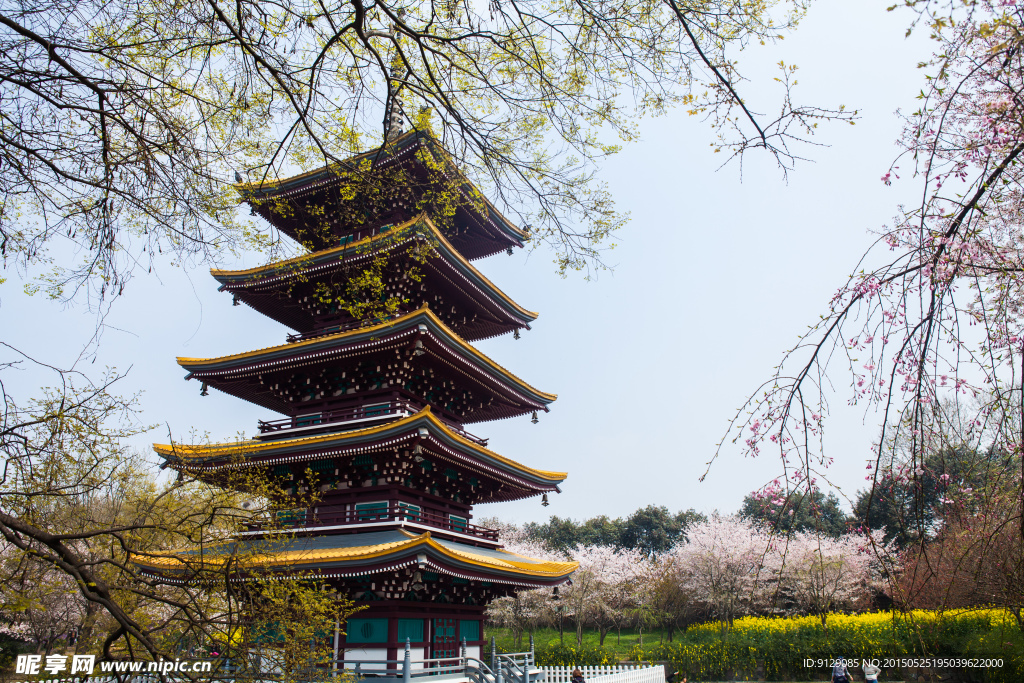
[138,129,577,671]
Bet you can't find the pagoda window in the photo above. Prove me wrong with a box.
[355,501,388,521]
[397,619,424,643]
[363,402,389,418]
[308,459,335,474]
[398,502,421,521]
[458,620,480,642]
[346,618,387,644]
[449,514,468,532]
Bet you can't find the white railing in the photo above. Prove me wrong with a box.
[538,665,665,683]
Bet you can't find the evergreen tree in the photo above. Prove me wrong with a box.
[740,487,850,538]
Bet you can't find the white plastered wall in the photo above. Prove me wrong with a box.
[342,648,389,670]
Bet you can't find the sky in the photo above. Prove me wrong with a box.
[1,0,936,526]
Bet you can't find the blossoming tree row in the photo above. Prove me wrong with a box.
[487,515,891,646]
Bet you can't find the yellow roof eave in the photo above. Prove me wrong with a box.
[135,530,579,578]
[153,406,568,482]
[176,305,556,403]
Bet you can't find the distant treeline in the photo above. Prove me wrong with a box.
[519,491,851,555]
[520,505,705,555]
[522,460,1002,553]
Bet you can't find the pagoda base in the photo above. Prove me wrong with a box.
[335,600,486,669]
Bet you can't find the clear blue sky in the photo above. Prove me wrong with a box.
[1,0,933,525]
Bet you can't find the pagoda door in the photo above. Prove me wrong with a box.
[431,617,457,660]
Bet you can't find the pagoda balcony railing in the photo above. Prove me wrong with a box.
[256,399,488,446]
[246,502,500,542]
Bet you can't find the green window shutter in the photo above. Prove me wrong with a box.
[459,620,480,641]
[449,515,467,532]
[346,618,388,644]
[355,501,389,521]
[398,502,421,520]
[309,459,334,472]
[365,403,389,417]
[397,619,423,643]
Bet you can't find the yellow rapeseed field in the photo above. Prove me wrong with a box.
[630,609,1022,682]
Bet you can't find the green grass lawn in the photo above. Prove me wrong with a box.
[488,626,680,659]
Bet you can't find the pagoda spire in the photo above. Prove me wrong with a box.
[385,65,406,141]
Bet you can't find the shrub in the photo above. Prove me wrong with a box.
[533,643,618,667]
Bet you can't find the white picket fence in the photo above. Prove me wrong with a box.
[539,664,665,683]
